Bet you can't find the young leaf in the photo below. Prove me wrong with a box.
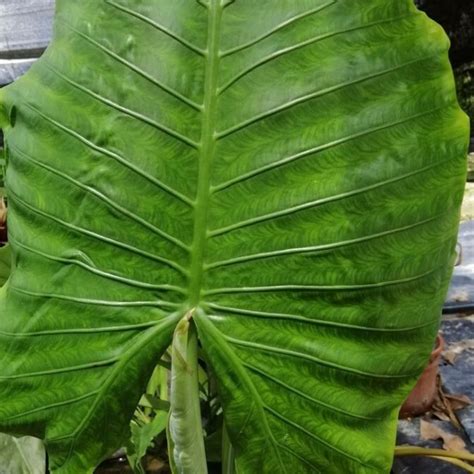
[168,316,208,474]
[127,413,168,474]
[0,0,469,472]
[0,433,45,474]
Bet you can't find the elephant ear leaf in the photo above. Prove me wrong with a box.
[0,0,468,473]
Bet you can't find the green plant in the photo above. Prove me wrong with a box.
[0,1,469,473]
[395,447,474,473]
[0,249,46,473]
[0,433,46,474]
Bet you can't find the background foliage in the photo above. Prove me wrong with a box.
[415,0,473,149]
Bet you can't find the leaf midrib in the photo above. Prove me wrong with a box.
[189,1,223,306]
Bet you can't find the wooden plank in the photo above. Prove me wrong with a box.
[0,0,54,85]
[0,0,54,58]
[0,59,38,86]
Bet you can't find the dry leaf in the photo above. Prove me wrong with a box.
[442,350,457,365]
[453,291,470,303]
[445,394,472,411]
[420,419,468,453]
[435,377,462,430]
[145,456,167,473]
[443,340,474,363]
[431,410,451,422]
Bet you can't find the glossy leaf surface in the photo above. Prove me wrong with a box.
[0,0,469,472]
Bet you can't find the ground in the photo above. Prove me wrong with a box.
[394,177,474,474]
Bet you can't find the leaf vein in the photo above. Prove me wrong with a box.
[195,312,288,472]
[215,54,437,141]
[217,14,414,95]
[205,268,437,296]
[212,106,446,191]
[8,189,188,266]
[23,103,194,211]
[62,21,203,111]
[242,361,381,420]
[275,442,321,473]
[225,335,416,379]
[0,321,166,338]
[43,62,199,148]
[2,390,100,422]
[205,214,442,268]
[11,237,186,293]
[48,314,181,468]
[0,358,118,380]
[220,1,336,57]
[9,286,179,309]
[11,144,190,255]
[264,405,379,470]
[205,305,440,333]
[209,159,446,237]
[105,0,206,56]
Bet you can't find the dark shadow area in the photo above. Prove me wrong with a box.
[416,0,474,149]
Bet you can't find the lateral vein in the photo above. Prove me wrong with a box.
[211,106,447,191]
[11,144,191,253]
[220,1,336,57]
[217,14,415,95]
[105,0,206,56]
[23,103,194,210]
[62,21,203,111]
[208,158,448,237]
[43,61,199,148]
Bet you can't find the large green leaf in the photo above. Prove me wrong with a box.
[0,0,469,472]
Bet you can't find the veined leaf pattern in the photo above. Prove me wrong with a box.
[0,0,468,472]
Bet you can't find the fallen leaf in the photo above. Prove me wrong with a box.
[436,377,462,430]
[452,291,470,303]
[445,394,472,411]
[442,350,457,365]
[145,456,167,473]
[420,419,468,453]
[444,340,474,361]
[431,410,451,422]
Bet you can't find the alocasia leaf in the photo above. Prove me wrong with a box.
[127,413,168,474]
[0,249,43,474]
[0,0,469,472]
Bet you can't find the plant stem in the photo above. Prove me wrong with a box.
[160,365,169,401]
[395,446,474,462]
[169,313,208,474]
[222,425,235,474]
[430,456,474,473]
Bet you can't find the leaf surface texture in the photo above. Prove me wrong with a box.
[0,0,468,472]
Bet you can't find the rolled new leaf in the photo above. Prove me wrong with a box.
[169,314,208,474]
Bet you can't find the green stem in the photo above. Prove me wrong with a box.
[169,313,208,474]
[429,456,474,473]
[222,425,235,474]
[144,365,161,417]
[160,365,169,401]
[395,446,474,462]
